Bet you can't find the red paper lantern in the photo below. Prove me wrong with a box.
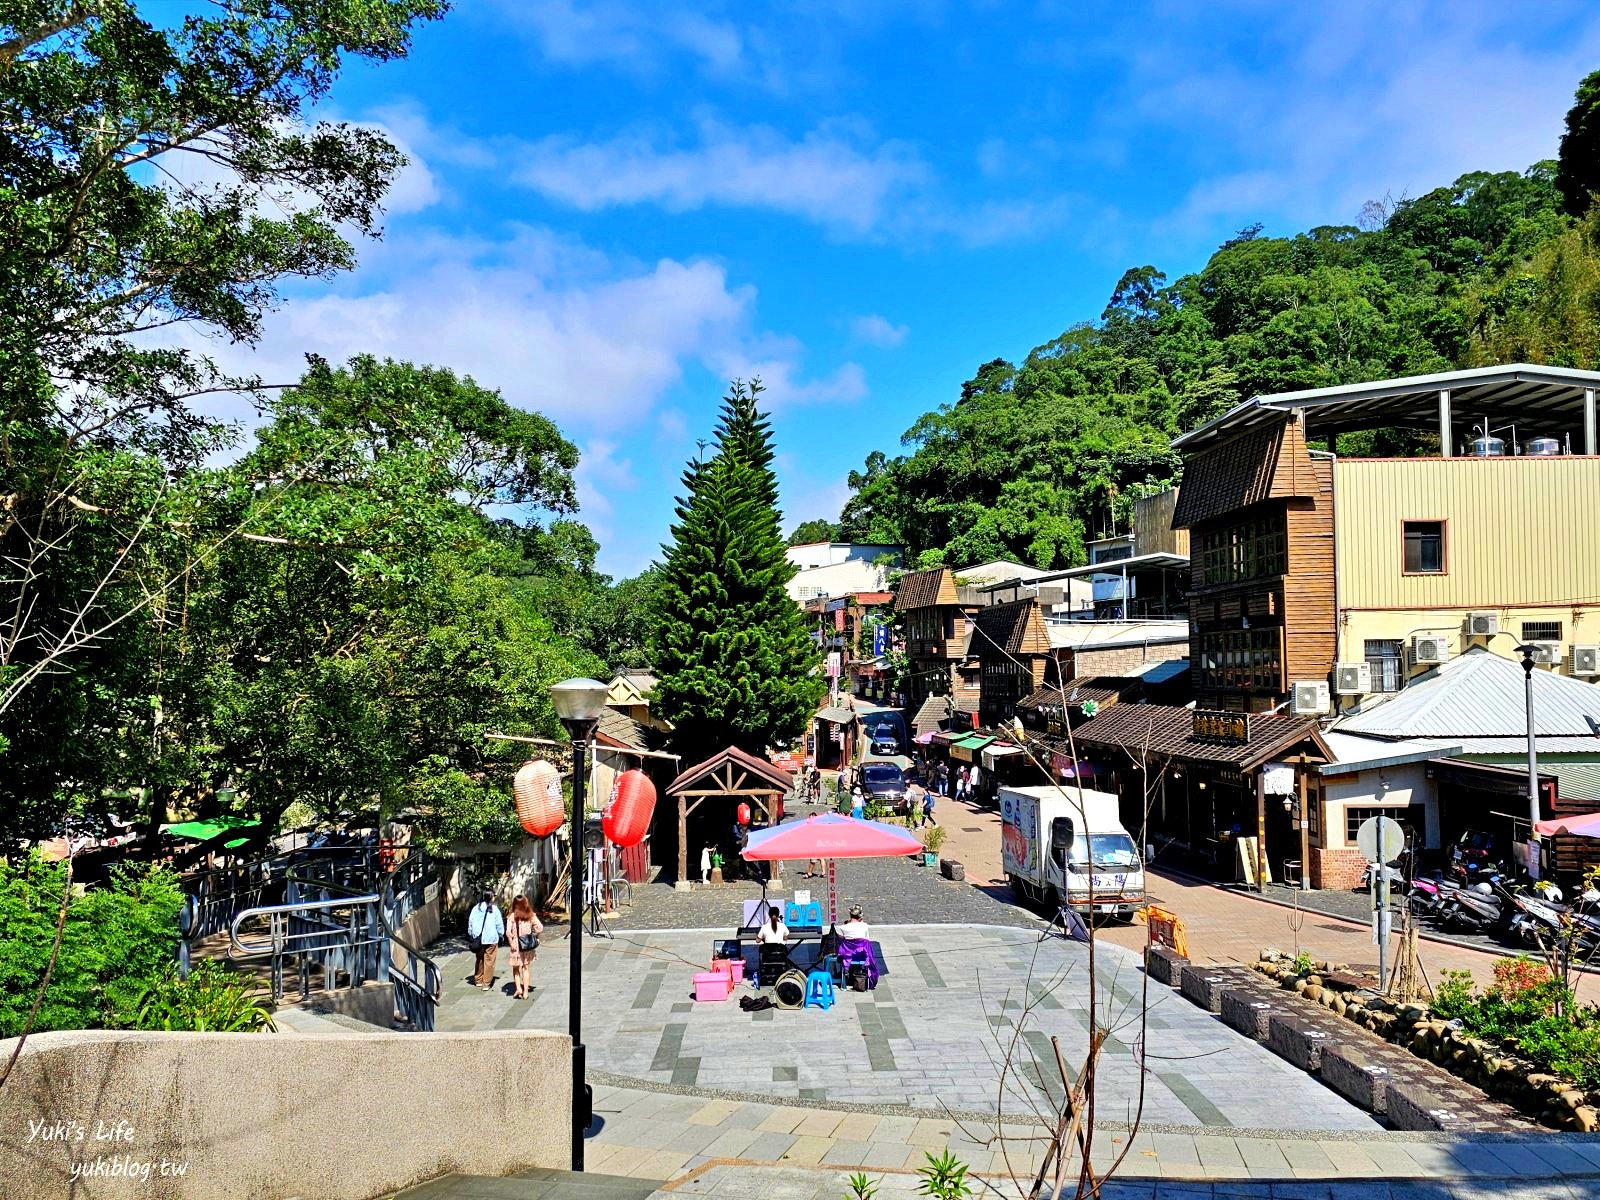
[513,760,564,837]
[603,769,657,848]
[736,802,752,826]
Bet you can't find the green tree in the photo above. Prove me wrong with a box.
[1558,69,1600,217]
[650,382,824,763]
[788,518,839,545]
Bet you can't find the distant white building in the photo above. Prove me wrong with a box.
[954,560,1047,586]
[786,542,901,571]
[786,543,901,602]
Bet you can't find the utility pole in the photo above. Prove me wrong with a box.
[1520,644,1542,877]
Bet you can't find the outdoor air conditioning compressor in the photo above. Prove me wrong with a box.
[1333,662,1371,695]
[1466,611,1499,638]
[1411,635,1450,665]
[1527,642,1562,666]
[1572,645,1600,677]
[1291,680,1330,715]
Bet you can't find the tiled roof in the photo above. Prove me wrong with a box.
[972,599,1050,658]
[1172,415,1317,528]
[596,706,656,750]
[667,745,795,795]
[1070,703,1328,770]
[895,567,957,611]
[1333,648,1600,741]
[1017,678,1139,710]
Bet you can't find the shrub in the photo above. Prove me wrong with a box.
[1430,969,1477,1019]
[1490,955,1552,998]
[1426,957,1600,1089]
[0,854,183,1036]
[134,961,275,1033]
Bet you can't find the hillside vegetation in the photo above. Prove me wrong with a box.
[837,150,1600,570]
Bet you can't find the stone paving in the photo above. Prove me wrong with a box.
[433,924,1376,1131]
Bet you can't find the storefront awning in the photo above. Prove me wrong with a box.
[815,706,857,725]
[161,816,259,849]
[982,743,1024,766]
[949,734,995,762]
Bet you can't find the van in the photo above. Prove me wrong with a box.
[1000,784,1145,918]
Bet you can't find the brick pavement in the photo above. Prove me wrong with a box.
[577,1085,1600,1197]
[433,924,1375,1130]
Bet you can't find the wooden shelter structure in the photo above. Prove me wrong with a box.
[666,746,794,884]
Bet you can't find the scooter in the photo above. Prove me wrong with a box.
[1441,879,1505,934]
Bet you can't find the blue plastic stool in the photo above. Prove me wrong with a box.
[804,969,835,1010]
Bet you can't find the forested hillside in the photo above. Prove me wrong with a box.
[836,105,1600,570]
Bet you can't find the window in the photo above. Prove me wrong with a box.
[1364,639,1405,693]
[1402,521,1445,573]
[1345,806,1401,844]
[1196,515,1288,587]
[1521,620,1563,643]
[1197,627,1283,691]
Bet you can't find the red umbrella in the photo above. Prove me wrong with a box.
[1535,812,1600,838]
[741,813,923,922]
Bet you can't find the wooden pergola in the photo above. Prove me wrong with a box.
[667,746,794,884]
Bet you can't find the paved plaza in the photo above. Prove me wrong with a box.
[434,923,1374,1131]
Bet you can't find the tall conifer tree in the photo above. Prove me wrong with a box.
[651,381,824,763]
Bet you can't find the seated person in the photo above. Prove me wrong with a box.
[755,904,789,944]
[838,904,870,941]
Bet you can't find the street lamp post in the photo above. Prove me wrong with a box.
[550,677,609,1172]
[1519,646,1541,875]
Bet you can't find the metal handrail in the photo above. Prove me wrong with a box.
[228,892,383,956]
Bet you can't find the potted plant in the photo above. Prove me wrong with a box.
[922,825,946,867]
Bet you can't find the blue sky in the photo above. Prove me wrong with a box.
[207,1,1600,577]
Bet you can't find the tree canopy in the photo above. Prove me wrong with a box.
[651,382,825,764]
[838,157,1593,566]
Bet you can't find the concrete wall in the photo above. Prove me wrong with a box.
[0,1028,571,1200]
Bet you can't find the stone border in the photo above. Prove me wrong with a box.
[1251,950,1599,1132]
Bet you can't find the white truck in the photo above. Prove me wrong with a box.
[1000,784,1146,918]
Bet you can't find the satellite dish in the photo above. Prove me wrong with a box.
[1356,815,1406,865]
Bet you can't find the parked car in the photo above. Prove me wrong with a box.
[868,731,900,757]
[859,761,908,813]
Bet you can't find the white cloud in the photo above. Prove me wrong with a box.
[516,117,927,236]
[849,314,908,347]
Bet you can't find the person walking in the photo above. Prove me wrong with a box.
[934,761,949,796]
[920,787,938,828]
[700,844,712,884]
[850,783,865,820]
[506,894,543,1000]
[956,764,971,802]
[467,889,504,990]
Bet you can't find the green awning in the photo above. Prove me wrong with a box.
[953,735,994,750]
[161,816,260,849]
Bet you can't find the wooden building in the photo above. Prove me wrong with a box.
[970,598,1052,728]
[895,567,984,719]
[665,747,794,887]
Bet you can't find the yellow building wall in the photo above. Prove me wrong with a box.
[1333,458,1600,673]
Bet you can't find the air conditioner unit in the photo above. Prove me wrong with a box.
[1527,641,1561,666]
[1412,635,1450,666]
[1333,662,1371,695]
[1466,611,1499,638]
[1572,645,1600,677]
[1291,680,1330,715]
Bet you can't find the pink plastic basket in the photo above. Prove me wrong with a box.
[693,971,732,1002]
[715,957,745,984]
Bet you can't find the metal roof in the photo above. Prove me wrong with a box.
[1025,551,1190,582]
[1173,363,1600,452]
[1331,648,1600,741]
[1318,732,1462,776]
[1047,620,1191,651]
[1126,659,1190,685]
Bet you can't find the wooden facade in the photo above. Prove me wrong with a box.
[895,566,982,714]
[665,747,794,886]
[1175,416,1336,711]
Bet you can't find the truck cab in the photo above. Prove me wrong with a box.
[1000,785,1146,919]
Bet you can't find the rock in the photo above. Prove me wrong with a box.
[1528,1074,1560,1090]
[1293,978,1308,994]
[1307,974,1324,988]
[1399,1005,1426,1023]
[1578,1106,1600,1133]
[1333,997,1347,1017]
[1562,1089,1585,1109]
[1332,962,1349,972]
[1261,947,1284,962]
[1304,984,1324,1003]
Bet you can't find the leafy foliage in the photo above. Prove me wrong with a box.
[1557,68,1600,218]
[134,960,275,1033]
[788,518,840,545]
[1427,957,1600,1089]
[837,160,1587,566]
[650,381,825,763]
[0,854,183,1036]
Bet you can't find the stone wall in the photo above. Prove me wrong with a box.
[1071,639,1187,679]
[0,1028,571,1200]
[1311,845,1365,890]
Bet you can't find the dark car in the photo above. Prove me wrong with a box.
[859,761,908,813]
[862,720,901,757]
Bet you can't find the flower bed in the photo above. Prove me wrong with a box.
[1253,949,1600,1131]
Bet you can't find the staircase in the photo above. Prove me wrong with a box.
[392,1167,665,1200]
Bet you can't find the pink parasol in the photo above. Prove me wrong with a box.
[742,813,923,922]
[1534,812,1600,838]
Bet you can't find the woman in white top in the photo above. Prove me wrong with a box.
[755,905,789,944]
[838,904,870,940]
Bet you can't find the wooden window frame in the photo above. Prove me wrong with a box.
[1401,518,1448,576]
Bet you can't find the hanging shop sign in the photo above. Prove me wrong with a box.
[1192,709,1250,746]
